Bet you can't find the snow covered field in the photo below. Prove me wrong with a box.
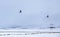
[0,28,60,37]
[0,34,60,37]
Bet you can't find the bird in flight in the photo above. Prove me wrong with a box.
[19,10,22,13]
[46,15,49,18]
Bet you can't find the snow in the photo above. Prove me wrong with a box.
[0,28,60,37]
[0,33,60,37]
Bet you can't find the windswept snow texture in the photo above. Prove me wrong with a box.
[0,34,60,37]
[0,29,60,37]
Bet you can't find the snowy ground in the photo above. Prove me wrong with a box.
[0,33,60,37]
[0,28,60,37]
[0,34,60,37]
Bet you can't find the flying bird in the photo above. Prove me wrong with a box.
[46,15,49,18]
[19,10,22,13]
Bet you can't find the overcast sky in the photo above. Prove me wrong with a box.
[0,0,60,28]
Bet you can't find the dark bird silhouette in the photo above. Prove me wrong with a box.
[46,15,49,18]
[19,10,22,13]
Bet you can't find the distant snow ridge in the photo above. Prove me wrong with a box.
[0,25,39,29]
[0,24,60,29]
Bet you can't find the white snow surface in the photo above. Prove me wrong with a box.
[0,28,60,37]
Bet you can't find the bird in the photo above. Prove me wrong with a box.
[46,15,49,18]
[19,10,22,13]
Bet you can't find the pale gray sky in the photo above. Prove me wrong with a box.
[0,0,60,28]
